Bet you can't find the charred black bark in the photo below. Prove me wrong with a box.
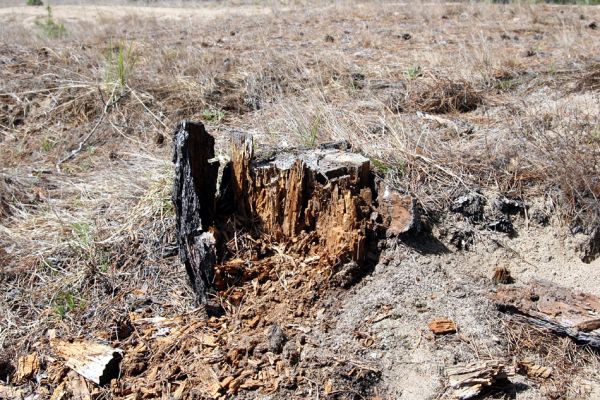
[172,121,219,304]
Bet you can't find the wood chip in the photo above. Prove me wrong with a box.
[50,381,68,400]
[516,359,552,379]
[15,352,40,383]
[428,318,457,335]
[51,340,123,385]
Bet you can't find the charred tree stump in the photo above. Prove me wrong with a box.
[172,121,418,304]
[172,121,219,304]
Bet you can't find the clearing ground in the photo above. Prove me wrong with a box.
[1,1,600,399]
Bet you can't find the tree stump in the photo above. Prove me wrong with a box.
[172,121,418,304]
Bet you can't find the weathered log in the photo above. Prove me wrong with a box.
[491,280,600,346]
[172,121,418,303]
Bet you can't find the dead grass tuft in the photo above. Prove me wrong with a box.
[403,77,484,114]
[575,61,600,92]
[503,318,600,399]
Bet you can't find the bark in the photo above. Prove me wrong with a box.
[172,121,219,304]
[51,340,122,386]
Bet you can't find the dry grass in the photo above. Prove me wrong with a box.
[503,318,600,399]
[1,0,600,398]
[403,77,484,114]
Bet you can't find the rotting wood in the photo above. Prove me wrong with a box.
[445,360,510,400]
[491,280,600,347]
[15,352,40,383]
[172,121,418,304]
[516,359,552,379]
[51,340,123,386]
[428,318,457,335]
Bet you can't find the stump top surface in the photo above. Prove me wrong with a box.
[256,148,370,174]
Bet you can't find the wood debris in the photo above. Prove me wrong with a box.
[15,352,40,383]
[428,318,457,335]
[51,340,123,385]
[445,360,510,399]
[0,384,27,399]
[516,359,552,379]
[492,265,513,284]
[491,280,600,346]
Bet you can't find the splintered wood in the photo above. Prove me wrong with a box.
[15,353,40,383]
[172,122,418,302]
[445,360,509,400]
[492,280,600,346]
[242,146,373,266]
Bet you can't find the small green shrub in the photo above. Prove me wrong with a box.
[105,41,138,91]
[406,66,422,80]
[27,0,44,6]
[201,108,225,124]
[35,6,66,38]
[301,115,321,147]
[40,136,56,152]
[371,158,393,174]
[53,291,77,319]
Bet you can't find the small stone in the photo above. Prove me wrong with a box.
[282,342,300,366]
[267,324,287,354]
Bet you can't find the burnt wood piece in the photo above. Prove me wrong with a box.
[580,225,600,264]
[172,121,219,304]
[492,280,600,346]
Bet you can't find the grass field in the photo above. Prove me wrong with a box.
[1,1,600,399]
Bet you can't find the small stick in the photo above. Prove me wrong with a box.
[55,113,105,173]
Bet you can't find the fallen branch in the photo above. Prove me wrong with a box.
[492,280,600,347]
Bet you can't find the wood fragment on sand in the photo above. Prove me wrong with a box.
[445,360,509,399]
[491,280,600,346]
[516,359,552,379]
[428,318,457,335]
